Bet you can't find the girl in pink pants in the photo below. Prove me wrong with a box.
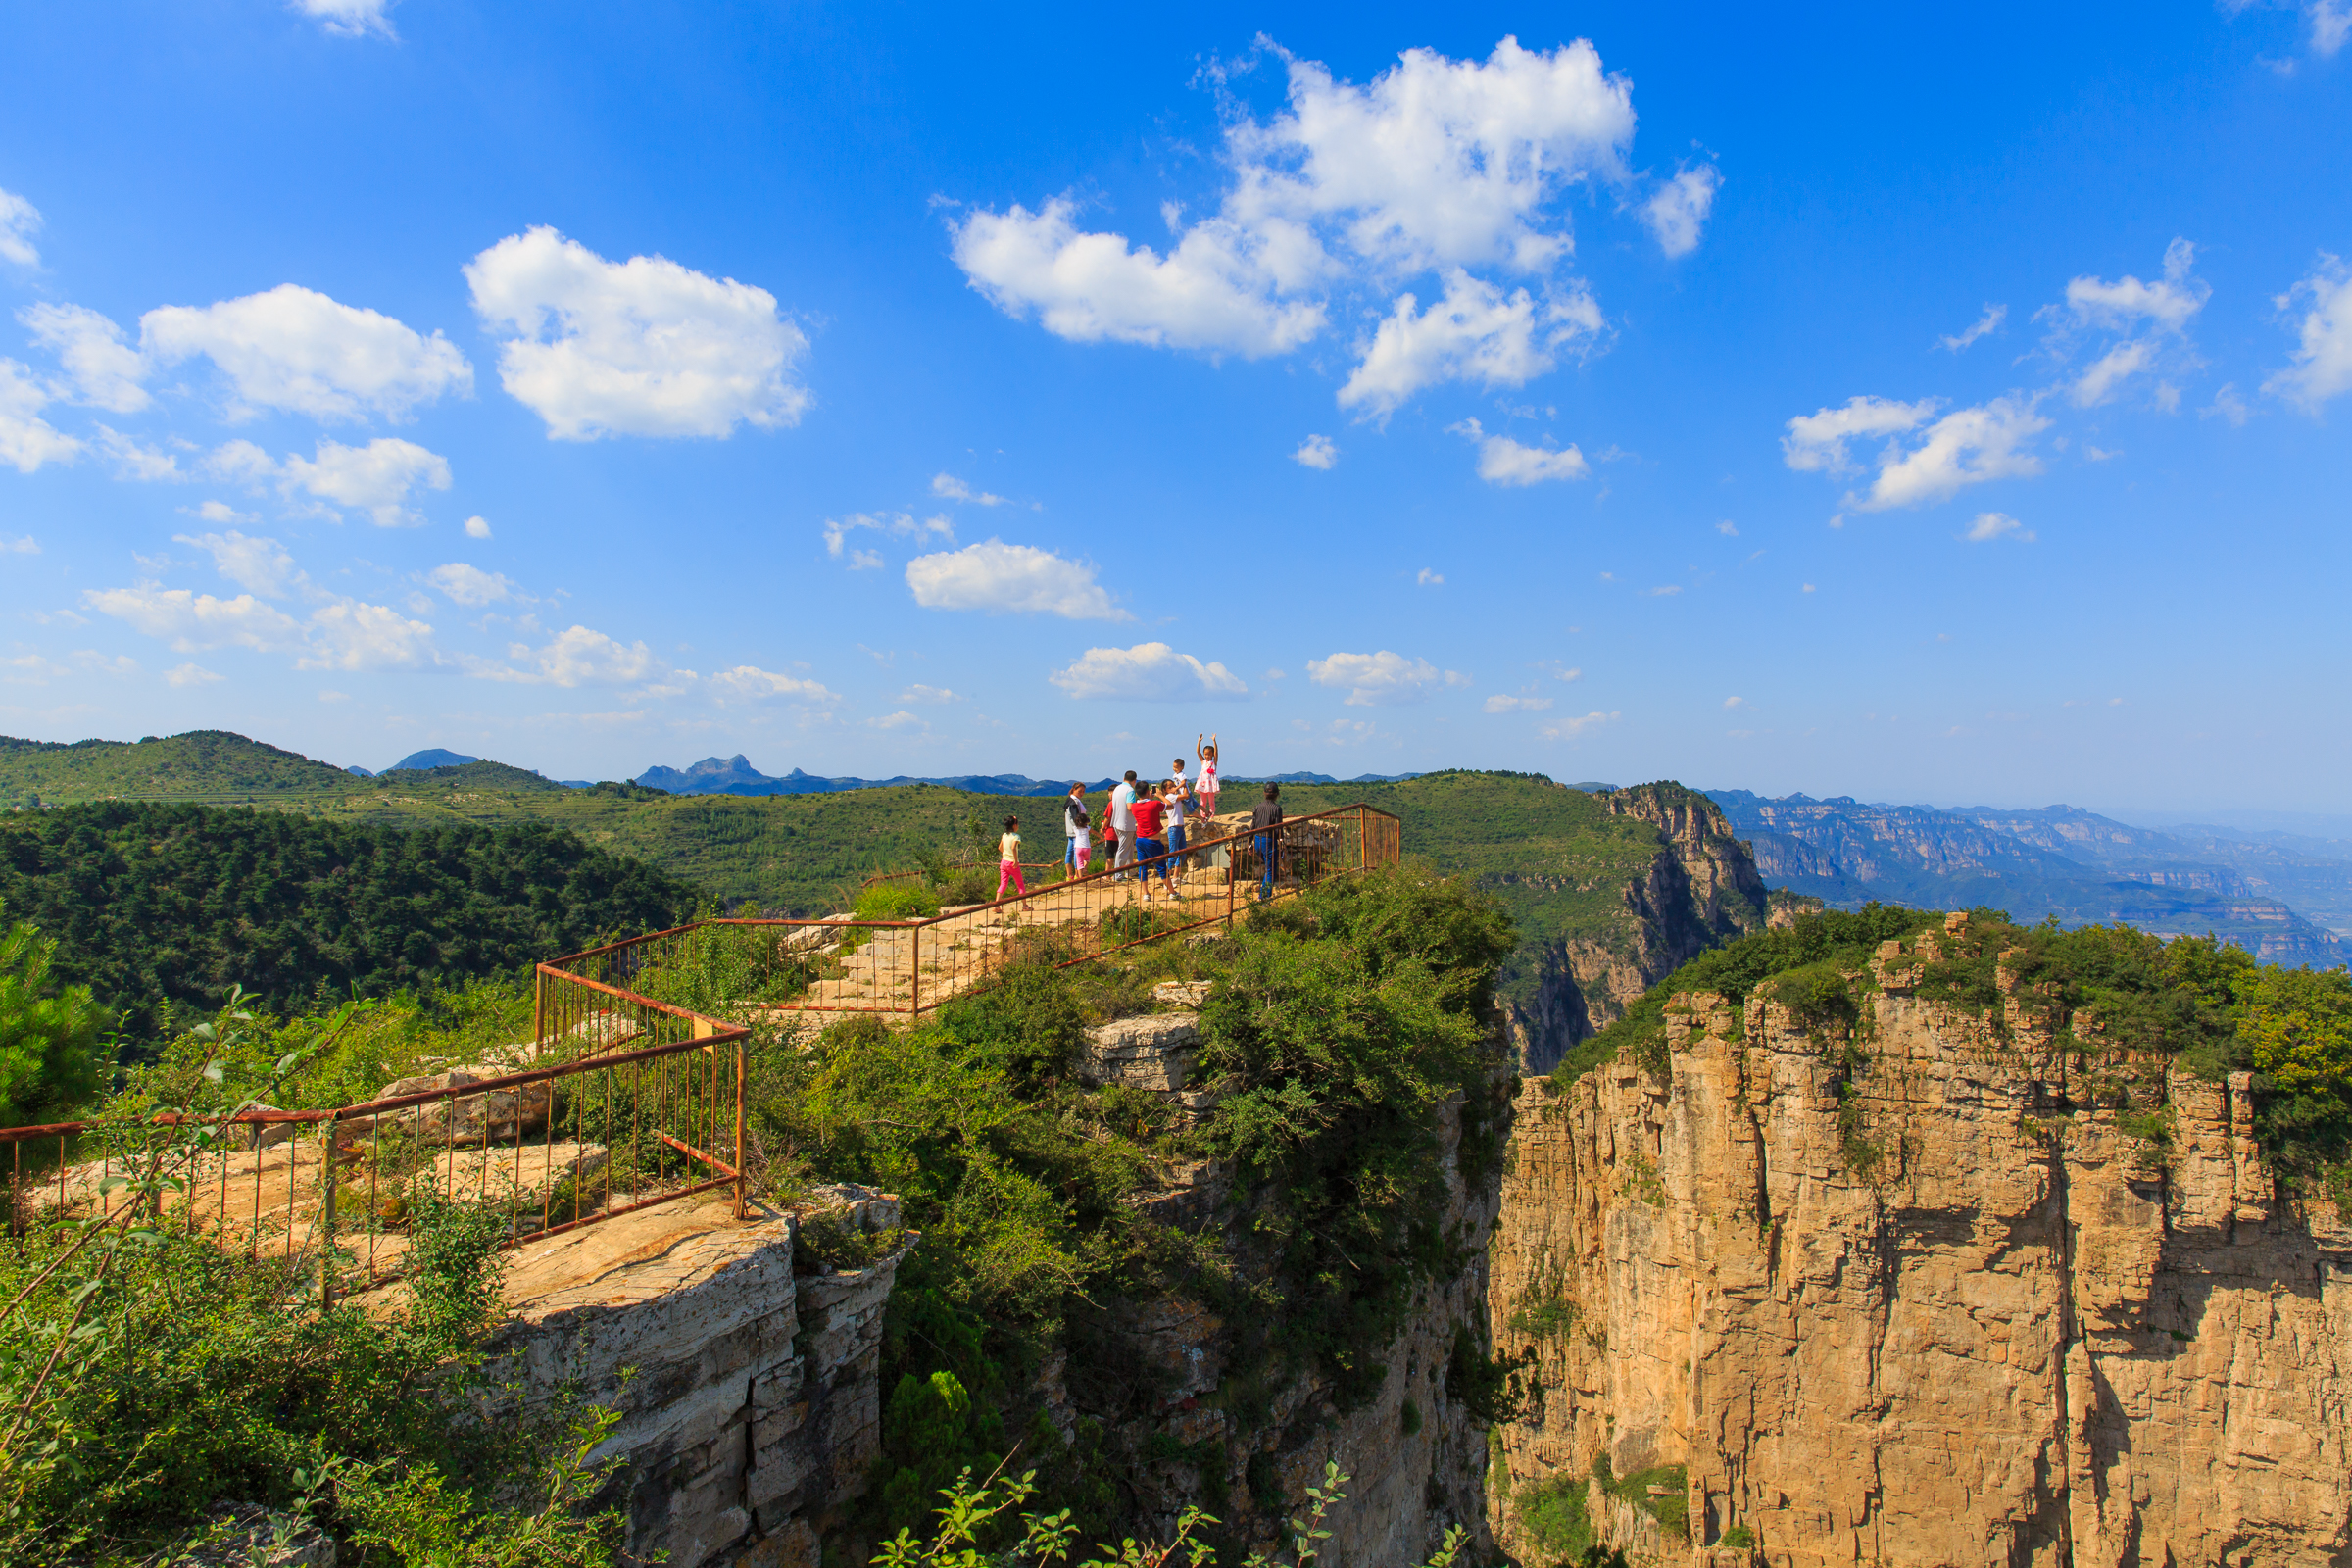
[998,816,1027,901]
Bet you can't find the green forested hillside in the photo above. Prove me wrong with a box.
[0,730,359,804]
[0,802,699,1036]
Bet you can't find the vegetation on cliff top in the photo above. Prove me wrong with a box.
[1554,904,2352,1192]
[740,864,1516,1545]
[0,801,699,1042]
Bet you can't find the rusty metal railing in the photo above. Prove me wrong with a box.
[542,803,1403,1020]
[5,988,747,1305]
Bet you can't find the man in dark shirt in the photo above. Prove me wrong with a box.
[1249,783,1283,902]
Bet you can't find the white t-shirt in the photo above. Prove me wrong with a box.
[1111,781,1135,830]
[1166,791,1187,827]
[999,831,1021,861]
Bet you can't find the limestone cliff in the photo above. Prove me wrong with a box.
[1503,785,1768,1076]
[1486,917,2352,1567]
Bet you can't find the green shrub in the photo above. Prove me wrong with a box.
[1515,1470,1592,1559]
[858,883,945,921]
[0,900,110,1126]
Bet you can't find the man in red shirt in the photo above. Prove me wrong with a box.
[1128,786,1175,900]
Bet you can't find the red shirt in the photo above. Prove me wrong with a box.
[1130,797,1166,839]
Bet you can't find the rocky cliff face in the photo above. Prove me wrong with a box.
[1486,916,2352,1566]
[1504,785,1767,1075]
[1054,999,1509,1566]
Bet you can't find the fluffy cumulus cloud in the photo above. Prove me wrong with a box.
[931,472,1008,506]
[83,583,434,672]
[1451,416,1588,484]
[1642,165,1720,259]
[1782,394,2047,511]
[706,665,840,706]
[1340,270,1601,415]
[174,529,306,598]
[906,540,1125,619]
[1483,693,1553,712]
[1306,649,1462,706]
[1962,512,2036,544]
[0,187,40,270]
[2048,238,2208,408]
[466,227,810,440]
[478,625,662,687]
[425,563,512,607]
[952,38,1651,412]
[0,359,82,473]
[1050,642,1250,701]
[2264,254,2352,411]
[293,0,397,38]
[1292,433,1338,468]
[20,304,150,412]
[949,199,1327,358]
[279,437,452,526]
[140,284,471,422]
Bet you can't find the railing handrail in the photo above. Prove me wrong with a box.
[0,1023,744,1145]
[543,801,1402,967]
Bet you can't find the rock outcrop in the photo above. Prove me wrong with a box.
[1504,785,1768,1075]
[1487,924,2352,1567]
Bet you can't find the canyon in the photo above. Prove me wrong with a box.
[1487,913,2352,1566]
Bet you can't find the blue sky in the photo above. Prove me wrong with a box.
[2,1,2347,815]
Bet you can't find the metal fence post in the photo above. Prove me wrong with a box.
[319,1110,339,1311]
[734,1039,748,1221]
[911,920,921,1014]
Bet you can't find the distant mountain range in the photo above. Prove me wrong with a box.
[1704,790,2352,966]
[631,755,1429,798]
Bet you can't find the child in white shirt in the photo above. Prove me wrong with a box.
[997,816,1027,902]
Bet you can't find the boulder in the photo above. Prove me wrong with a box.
[1080,1013,1200,1092]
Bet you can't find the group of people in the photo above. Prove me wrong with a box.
[991,733,1290,906]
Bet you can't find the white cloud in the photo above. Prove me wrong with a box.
[203,439,278,487]
[166,662,222,688]
[2048,239,2208,408]
[140,283,470,422]
[906,539,1125,619]
[824,511,955,561]
[1306,649,1456,707]
[426,563,512,606]
[2264,254,2352,410]
[1293,433,1339,469]
[92,426,184,481]
[1780,395,1938,474]
[460,514,491,540]
[1644,585,1683,597]
[293,0,396,38]
[1050,642,1250,701]
[84,585,306,654]
[949,198,1326,358]
[1451,416,1589,484]
[1937,304,2006,353]
[0,187,40,270]
[1540,709,1620,739]
[477,625,662,687]
[174,529,305,598]
[863,710,926,732]
[1483,693,1553,712]
[1340,270,1599,416]
[848,549,884,570]
[1723,696,1744,709]
[2063,239,2207,335]
[0,360,82,473]
[952,36,1638,403]
[1642,165,1720,258]
[1416,567,1444,586]
[931,472,1009,506]
[2315,0,2352,53]
[1782,394,2047,511]
[20,304,149,412]
[1963,511,2036,543]
[707,665,840,706]
[1715,520,1740,536]
[466,226,810,440]
[300,599,437,671]
[1228,37,1634,275]
[898,684,965,705]
[280,437,451,526]
[3,535,37,554]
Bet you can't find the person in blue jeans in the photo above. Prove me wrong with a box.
[1161,775,1190,876]
[1249,782,1283,902]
